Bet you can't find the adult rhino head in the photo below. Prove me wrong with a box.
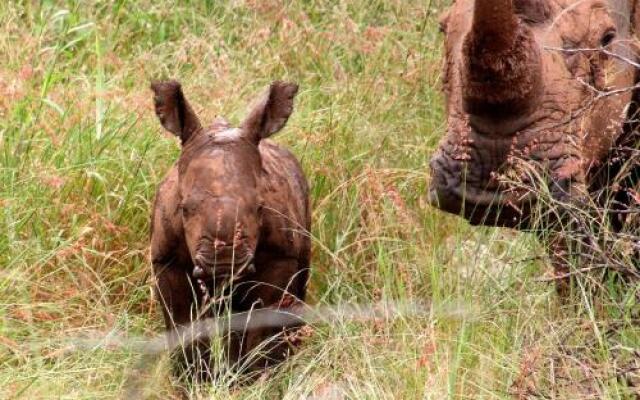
[429,0,640,228]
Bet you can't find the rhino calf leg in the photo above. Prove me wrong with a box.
[229,257,308,374]
[153,263,212,385]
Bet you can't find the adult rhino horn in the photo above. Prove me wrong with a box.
[462,0,543,125]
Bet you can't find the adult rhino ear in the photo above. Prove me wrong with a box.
[150,80,202,145]
[240,81,298,144]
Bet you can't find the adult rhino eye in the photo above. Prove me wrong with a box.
[600,29,616,47]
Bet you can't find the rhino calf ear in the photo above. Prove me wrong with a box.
[241,81,298,144]
[150,80,202,144]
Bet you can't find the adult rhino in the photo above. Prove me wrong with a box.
[429,0,640,264]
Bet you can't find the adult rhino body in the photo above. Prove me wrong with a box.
[150,80,311,384]
[430,0,639,239]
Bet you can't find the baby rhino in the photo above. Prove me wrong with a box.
[150,80,311,384]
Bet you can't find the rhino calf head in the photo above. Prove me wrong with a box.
[429,0,638,227]
[151,80,298,280]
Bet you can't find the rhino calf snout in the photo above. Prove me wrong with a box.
[192,245,255,279]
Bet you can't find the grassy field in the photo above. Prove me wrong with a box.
[1,1,639,399]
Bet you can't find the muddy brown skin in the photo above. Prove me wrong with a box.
[430,0,640,230]
[150,80,311,383]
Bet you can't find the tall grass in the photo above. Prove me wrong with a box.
[0,1,638,399]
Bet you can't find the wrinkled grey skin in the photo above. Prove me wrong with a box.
[429,0,640,230]
[150,80,311,384]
